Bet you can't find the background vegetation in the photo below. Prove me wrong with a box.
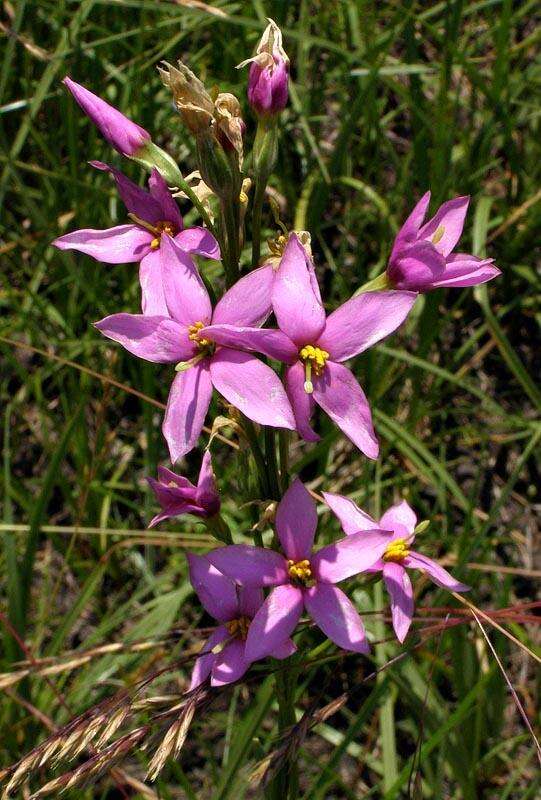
[1,0,540,797]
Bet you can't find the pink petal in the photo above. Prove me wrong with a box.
[213,265,273,327]
[208,545,288,587]
[387,240,446,291]
[160,235,212,326]
[94,313,194,363]
[211,639,252,686]
[284,362,319,442]
[201,325,297,363]
[53,224,151,264]
[383,562,414,643]
[209,349,296,430]
[312,530,391,584]
[156,465,193,491]
[244,584,304,661]
[431,254,501,288]
[317,290,417,362]
[139,250,168,316]
[379,500,417,541]
[405,552,469,592]
[269,638,297,659]
[63,78,150,157]
[195,451,220,513]
[162,362,212,462]
[275,478,317,560]
[419,195,469,257]
[189,625,228,691]
[271,234,326,346]
[238,586,264,618]
[148,168,183,228]
[174,227,220,260]
[390,191,431,261]
[186,553,239,622]
[312,362,379,459]
[322,492,379,536]
[304,584,369,653]
[91,161,163,223]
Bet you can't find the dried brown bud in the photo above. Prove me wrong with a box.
[158,62,214,134]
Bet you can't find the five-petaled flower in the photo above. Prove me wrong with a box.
[324,493,469,642]
[94,236,296,462]
[238,18,289,117]
[63,77,151,157]
[147,451,220,527]
[53,162,220,316]
[199,234,417,459]
[387,192,501,292]
[187,553,295,688]
[208,479,392,659]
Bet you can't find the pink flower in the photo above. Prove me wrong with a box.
[146,451,220,527]
[187,554,295,688]
[324,493,470,643]
[387,192,501,292]
[238,19,289,117]
[63,77,151,157]
[208,479,392,659]
[53,162,220,316]
[199,235,416,458]
[94,236,296,462]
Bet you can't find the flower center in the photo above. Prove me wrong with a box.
[299,345,329,394]
[287,559,316,588]
[150,220,177,250]
[188,321,212,349]
[383,538,410,563]
[225,616,251,640]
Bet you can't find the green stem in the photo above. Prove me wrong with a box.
[267,669,299,799]
[251,173,266,266]
[220,197,241,288]
[354,270,392,295]
[264,427,281,500]
[242,417,270,498]
[278,430,290,495]
[204,513,232,544]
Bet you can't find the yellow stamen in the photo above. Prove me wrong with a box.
[188,321,212,349]
[287,559,315,588]
[383,538,410,563]
[431,225,445,245]
[226,616,251,640]
[299,345,329,394]
[148,220,177,250]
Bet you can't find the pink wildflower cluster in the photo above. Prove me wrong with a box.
[53,19,499,691]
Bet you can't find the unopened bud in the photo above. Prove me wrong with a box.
[238,18,289,117]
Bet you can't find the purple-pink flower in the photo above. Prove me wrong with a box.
[387,192,501,292]
[199,234,417,458]
[53,162,219,316]
[63,77,151,157]
[94,236,296,462]
[187,554,295,688]
[208,479,392,659]
[146,451,220,527]
[324,493,469,642]
[238,18,289,117]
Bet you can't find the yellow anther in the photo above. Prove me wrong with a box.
[226,616,251,640]
[239,190,249,204]
[188,321,212,349]
[383,538,410,563]
[149,220,177,250]
[299,345,329,394]
[287,559,315,588]
[431,225,445,245]
[268,233,288,258]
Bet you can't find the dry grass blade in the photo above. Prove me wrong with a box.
[146,700,197,781]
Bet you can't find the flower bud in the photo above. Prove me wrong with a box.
[63,77,151,157]
[238,18,289,117]
[158,61,214,135]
